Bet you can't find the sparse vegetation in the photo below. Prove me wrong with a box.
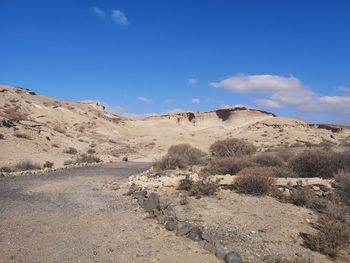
[13,132,31,139]
[300,216,350,258]
[271,166,297,178]
[252,153,284,167]
[87,148,96,154]
[202,157,256,175]
[289,149,343,178]
[154,144,206,170]
[15,160,41,171]
[64,147,78,155]
[334,170,350,205]
[178,175,220,197]
[64,154,101,166]
[234,167,276,196]
[1,108,28,122]
[0,133,4,139]
[209,138,256,157]
[0,166,14,173]
[43,161,54,169]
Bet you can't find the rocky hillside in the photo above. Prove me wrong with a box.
[1,85,349,168]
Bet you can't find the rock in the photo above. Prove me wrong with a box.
[142,193,160,212]
[176,222,192,236]
[282,188,290,197]
[122,156,128,162]
[198,240,216,253]
[202,232,215,243]
[312,185,321,191]
[215,249,227,259]
[126,183,140,196]
[188,227,203,242]
[179,195,188,205]
[133,190,147,198]
[164,219,178,231]
[224,252,243,263]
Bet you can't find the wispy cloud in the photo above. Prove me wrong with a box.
[219,104,246,109]
[211,74,350,115]
[137,96,152,103]
[93,7,105,17]
[111,10,128,25]
[191,98,200,104]
[337,86,350,94]
[188,78,198,86]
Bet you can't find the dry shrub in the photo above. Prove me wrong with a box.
[87,148,96,154]
[252,153,284,167]
[13,132,31,139]
[64,147,78,155]
[271,166,298,178]
[154,144,206,170]
[289,149,341,178]
[52,143,59,148]
[154,154,187,170]
[0,133,4,140]
[275,148,294,161]
[2,108,28,122]
[300,216,350,258]
[167,144,206,165]
[202,157,256,175]
[43,161,54,168]
[15,160,41,171]
[209,138,256,157]
[0,166,13,173]
[334,170,350,205]
[75,154,101,164]
[235,166,276,196]
[286,187,326,210]
[178,175,220,197]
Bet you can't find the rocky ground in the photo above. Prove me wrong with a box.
[0,163,219,263]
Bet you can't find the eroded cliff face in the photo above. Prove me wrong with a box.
[144,107,276,128]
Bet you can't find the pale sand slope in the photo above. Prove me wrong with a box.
[1,85,349,168]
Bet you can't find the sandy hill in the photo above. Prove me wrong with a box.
[1,85,349,168]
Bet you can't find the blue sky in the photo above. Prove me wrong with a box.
[1,0,350,123]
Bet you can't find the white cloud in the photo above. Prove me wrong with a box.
[93,7,105,17]
[219,104,246,109]
[137,96,152,103]
[111,10,128,25]
[191,98,200,104]
[337,86,350,94]
[188,78,198,86]
[211,74,350,115]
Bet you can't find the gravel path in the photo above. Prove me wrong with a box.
[0,163,218,263]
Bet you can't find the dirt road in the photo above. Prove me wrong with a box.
[0,163,218,263]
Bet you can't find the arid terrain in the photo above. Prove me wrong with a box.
[1,85,350,169]
[1,85,350,263]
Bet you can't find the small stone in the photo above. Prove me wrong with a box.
[142,193,160,212]
[312,185,321,191]
[198,240,216,253]
[188,227,203,242]
[224,252,243,263]
[164,219,178,231]
[215,249,227,259]
[176,222,192,236]
[282,188,291,197]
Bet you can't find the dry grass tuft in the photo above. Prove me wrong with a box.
[43,161,54,169]
[13,132,31,139]
[15,160,41,171]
